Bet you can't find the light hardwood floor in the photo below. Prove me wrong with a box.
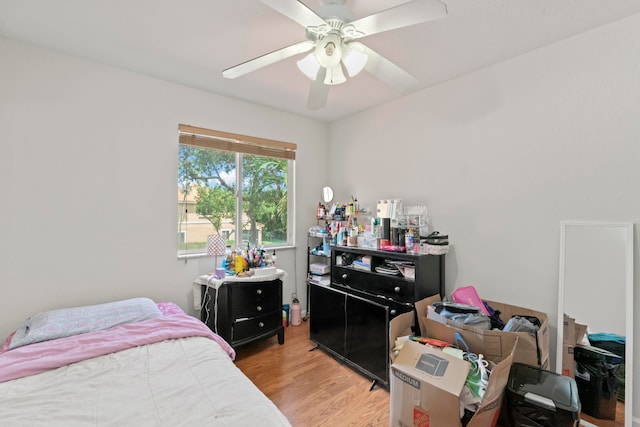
[234,320,390,427]
[234,320,624,427]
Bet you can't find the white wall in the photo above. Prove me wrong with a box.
[0,37,328,339]
[328,14,640,422]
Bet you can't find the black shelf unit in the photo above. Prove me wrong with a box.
[309,245,445,389]
[306,230,331,318]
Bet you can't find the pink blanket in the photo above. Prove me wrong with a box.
[0,313,235,383]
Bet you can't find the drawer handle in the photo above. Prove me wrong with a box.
[256,289,262,295]
[342,274,348,279]
[259,322,265,328]
[390,309,397,316]
[394,286,401,293]
[256,305,262,311]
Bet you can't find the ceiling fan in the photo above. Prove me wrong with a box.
[222,0,448,110]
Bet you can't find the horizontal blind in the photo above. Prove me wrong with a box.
[178,124,296,160]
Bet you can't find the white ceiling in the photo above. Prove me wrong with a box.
[1,0,640,122]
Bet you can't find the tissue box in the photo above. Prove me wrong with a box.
[251,267,277,276]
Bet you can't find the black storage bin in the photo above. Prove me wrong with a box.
[588,333,626,403]
[506,363,581,427]
[574,344,623,420]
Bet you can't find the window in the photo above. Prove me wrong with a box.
[177,124,296,257]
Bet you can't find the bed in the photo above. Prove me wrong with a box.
[0,297,291,426]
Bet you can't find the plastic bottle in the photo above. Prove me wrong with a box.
[225,246,233,269]
[282,304,290,326]
[291,294,302,326]
[322,232,330,254]
[235,251,244,274]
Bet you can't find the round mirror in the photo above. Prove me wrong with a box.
[321,186,334,203]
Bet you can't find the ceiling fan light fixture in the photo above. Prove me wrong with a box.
[342,44,368,77]
[324,64,346,85]
[296,52,321,80]
[315,33,343,68]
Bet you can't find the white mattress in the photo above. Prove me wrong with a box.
[0,336,291,426]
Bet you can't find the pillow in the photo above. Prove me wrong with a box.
[157,302,186,317]
[8,297,162,350]
[0,332,15,353]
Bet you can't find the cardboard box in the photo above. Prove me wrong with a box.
[390,336,516,427]
[417,296,550,369]
[561,317,587,378]
[389,294,441,363]
[389,312,416,363]
[563,315,576,346]
[575,323,588,346]
[562,344,575,378]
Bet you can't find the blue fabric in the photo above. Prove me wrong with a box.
[589,332,625,344]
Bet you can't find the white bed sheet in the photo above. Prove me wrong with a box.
[0,336,291,427]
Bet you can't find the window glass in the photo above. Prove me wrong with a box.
[241,153,289,248]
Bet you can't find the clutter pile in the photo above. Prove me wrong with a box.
[221,245,277,277]
[389,286,553,427]
[423,286,550,368]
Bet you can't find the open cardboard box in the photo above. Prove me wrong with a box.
[416,295,550,369]
[389,299,516,427]
[561,314,588,378]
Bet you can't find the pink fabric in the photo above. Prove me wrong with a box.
[451,285,491,316]
[0,331,15,354]
[0,314,235,383]
[157,301,186,317]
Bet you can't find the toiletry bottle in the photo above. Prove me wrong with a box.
[405,228,414,253]
[291,294,302,326]
[235,250,244,274]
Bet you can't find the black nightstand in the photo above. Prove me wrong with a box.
[198,271,285,349]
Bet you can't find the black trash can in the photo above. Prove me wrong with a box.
[506,363,581,427]
[588,333,625,403]
[574,344,623,420]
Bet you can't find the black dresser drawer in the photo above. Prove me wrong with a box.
[229,280,281,318]
[332,266,415,302]
[232,311,282,342]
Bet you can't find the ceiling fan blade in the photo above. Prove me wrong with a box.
[360,44,420,94]
[307,68,329,110]
[223,40,314,79]
[347,0,447,39]
[259,0,327,29]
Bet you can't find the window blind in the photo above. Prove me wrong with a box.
[178,124,296,160]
